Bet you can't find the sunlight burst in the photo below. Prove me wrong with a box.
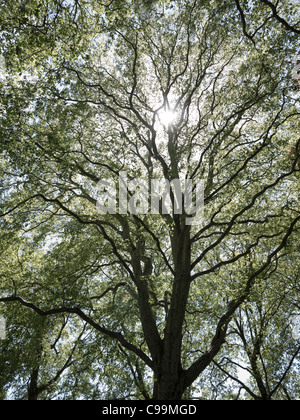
[160,109,176,126]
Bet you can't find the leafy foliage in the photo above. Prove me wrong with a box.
[0,0,299,400]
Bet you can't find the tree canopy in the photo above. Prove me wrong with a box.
[0,0,299,400]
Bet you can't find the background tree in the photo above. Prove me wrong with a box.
[0,0,299,400]
[0,302,91,400]
[205,251,300,400]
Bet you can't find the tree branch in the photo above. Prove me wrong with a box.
[191,166,298,270]
[234,0,256,45]
[89,282,128,301]
[270,346,300,398]
[184,214,300,390]
[0,295,154,369]
[212,358,259,400]
[259,0,300,35]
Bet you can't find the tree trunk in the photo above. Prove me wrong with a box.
[153,370,185,400]
[28,368,40,400]
[152,225,192,400]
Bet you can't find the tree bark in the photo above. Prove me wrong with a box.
[153,225,192,400]
[28,368,40,401]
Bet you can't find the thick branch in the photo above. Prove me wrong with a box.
[0,296,154,369]
[184,214,300,389]
[259,0,300,35]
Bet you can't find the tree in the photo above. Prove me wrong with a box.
[0,307,89,400]
[0,0,299,400]
[208,252,300,400]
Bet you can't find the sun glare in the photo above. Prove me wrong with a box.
[160,110,176,126]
